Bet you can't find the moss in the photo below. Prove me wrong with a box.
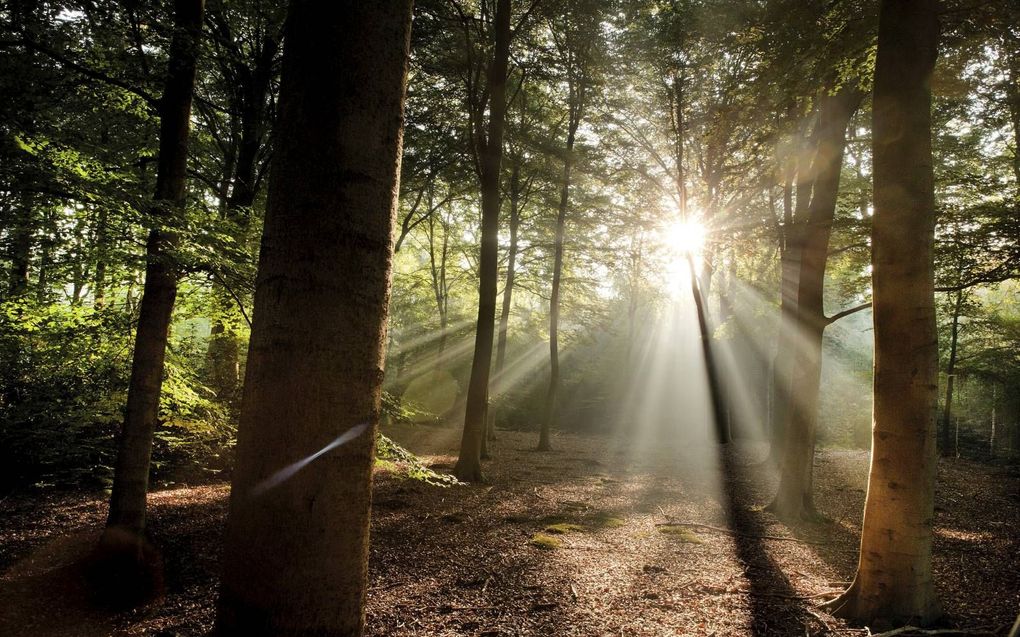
[530,533,563,550]
[590,513,626,528]
[543,523,587,534]
[657,525,703,543]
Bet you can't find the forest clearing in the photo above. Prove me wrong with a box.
[1,428,1017,636]
[3,0,1020,635]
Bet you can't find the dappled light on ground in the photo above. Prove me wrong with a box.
[1,429,1016,636]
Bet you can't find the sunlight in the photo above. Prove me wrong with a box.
[664,219,707,260]
[653,215,708,295]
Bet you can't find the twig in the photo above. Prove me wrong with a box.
[805,607,837,634]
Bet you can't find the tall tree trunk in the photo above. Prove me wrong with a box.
[215,2,412,634]
[7,192,33,297]
[688,251,730,443]
[769,86,862,520]
[455,0,512,482]
[94,206,109,309]
[486,161,522,442]
[828,0,941,626]
[940,288,963,456]
[769,168,798,461]
[104,0,204,544]
[205,22,281,405]
[539,139,575,451]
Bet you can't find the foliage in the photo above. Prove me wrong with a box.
[375,433,461,487]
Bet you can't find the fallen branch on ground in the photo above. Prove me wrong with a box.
[868,625,998,637]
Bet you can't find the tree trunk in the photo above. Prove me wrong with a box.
[828,0,941,626]
[7,192,33,297]
[215,2,412,634]
[689,251,729,444]
[769,86,862,520]
[769,169,798,462]
[205,21,281,405]
[104,0,203,544]
[486,161,522,442]
[539,151,573,451]
[93,206,109,309]
[455,0,512,483]
[939,288,963,456]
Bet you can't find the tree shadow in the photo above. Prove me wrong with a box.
[715,446,816,637]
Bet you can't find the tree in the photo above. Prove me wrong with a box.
[454,0,513,482]
[828,0,942,626]
[103,0,204,553]
[768,84,865,520]
[201,0,284,406]
[215,1,413,634]
[539,0,600,451]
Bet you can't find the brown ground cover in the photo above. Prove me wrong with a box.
[1,424,1017,636]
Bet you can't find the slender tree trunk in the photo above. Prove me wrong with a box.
[94,206,109,308]
[539,149,574,451]
[486,161,522,442]
[205,25,280,405]
[104,0,204,544]
[940,288,963,456]
[769,170,798,461]
[215,2,412,634]
[455,0,512,482]
[1004,35,1020,190]
[7,192,33,297]
[828,0,941,626]
[770,86,862,520]
[689,251,729,443]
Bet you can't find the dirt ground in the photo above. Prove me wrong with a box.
[1,424,1017,636]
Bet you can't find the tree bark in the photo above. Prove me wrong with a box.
[539,136,576,451]
[828,0,941,626]
[455,0,512,483]
[105,0,204,541]
[215,1,412,634]
[769,167,798,461]
[205,15,282,405]
[939,288,963,456]
[486,161,523,442]
[769,86,863,520]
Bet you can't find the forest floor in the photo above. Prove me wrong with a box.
[0,424,1017,637]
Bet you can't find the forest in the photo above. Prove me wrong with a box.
[0,0,1018,635]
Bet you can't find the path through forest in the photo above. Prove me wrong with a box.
[0,425,1017,636]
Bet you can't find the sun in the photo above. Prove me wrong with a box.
[654,216,707,295]
[664,219,707,259]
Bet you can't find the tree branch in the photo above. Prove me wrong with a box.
[825,302,872,325]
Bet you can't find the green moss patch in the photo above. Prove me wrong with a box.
[530,533,563,550]
[657,525,703,543]
[590,513,627,528]
[543,523,587,534]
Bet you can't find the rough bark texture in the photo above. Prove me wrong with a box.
[689,252,730,444]
[769,170,798,459]
[214,2,412,635]
[487,161,523,441]
[105,0,204,540]
[539,137,577,452]
[455,0,512,482]
[769,86,862,520]
[939,288,963,456]
[205,13,281,404]
[829,0,941,626]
